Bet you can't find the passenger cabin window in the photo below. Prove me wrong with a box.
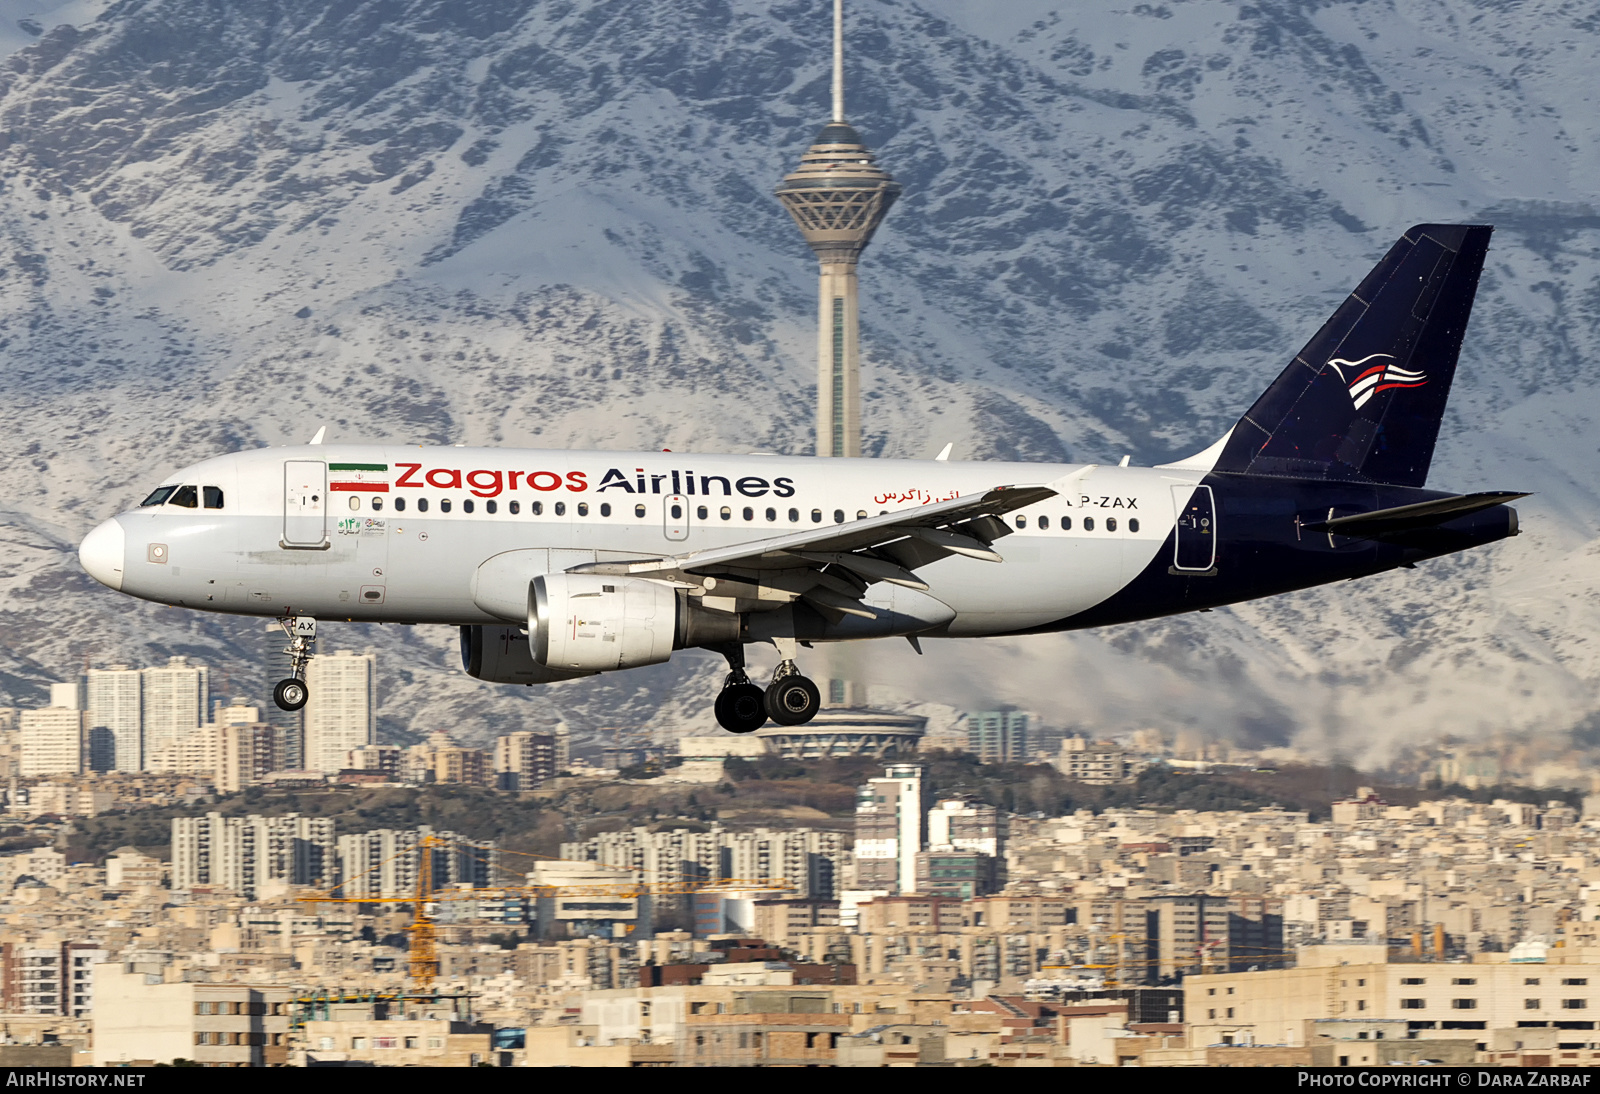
[1061,516,1071,530]
[634,504,646,518]
[856,510,867,520]
[439,499,451,513]
[417,498,429,513]
[508,501,519,515]
[169,485,199,508]
[833,509,844,523]
[532,501,543,516]
[603,503,613,517]
[1106,517,1117,532]
[203,486,224,509]
[811,509,823,523]
[1083,516,1094,531]
[721,507,732,521]
[140,486,177,507]
[348,496,360,511]
[554,502,566,516]
[1129,518,1140,533]
[372,497,384,511]
[462,499,474,514]
[765,508,776,522]
[1015,515,1027,529]
[695,505,706,520]
[486,500,497,514]
[789,508,800,522]
[577,502,589,517]
[394,498,407,512]
[1039,516,1050,529]
[743,507,754,521]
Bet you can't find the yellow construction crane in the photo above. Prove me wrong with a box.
[300,835,793,988]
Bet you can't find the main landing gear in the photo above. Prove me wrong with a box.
[712,640,821,734]
[272,616,317,712]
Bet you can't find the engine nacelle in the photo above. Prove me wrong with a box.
[460,625,596,684]
[531,574,681,672]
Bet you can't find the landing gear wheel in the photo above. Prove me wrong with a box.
[715,684,769,734]
[273,678,309,712]
[764,675,820,726]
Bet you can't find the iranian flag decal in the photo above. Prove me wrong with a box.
[330,463,389,492]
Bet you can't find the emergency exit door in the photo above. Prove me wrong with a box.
[663,494,690,541]
[284,460,328,548]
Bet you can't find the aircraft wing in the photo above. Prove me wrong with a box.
[567,470,1086,622]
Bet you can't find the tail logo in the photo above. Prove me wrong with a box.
[1328,354,1428,410]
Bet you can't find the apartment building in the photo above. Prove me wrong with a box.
[91,964,291,1066]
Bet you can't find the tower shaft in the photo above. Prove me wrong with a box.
[817,261,861,457]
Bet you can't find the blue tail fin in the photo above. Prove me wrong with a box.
[1213,224,1492,487]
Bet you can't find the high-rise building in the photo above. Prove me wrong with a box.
[18,708,83,776]
[87,665,142,772]
[852,764,924,894]
[494,731,556,791]
[560,825,846,901]
[304,649,376,774]
[966,709,1030,764]
[775,0,900,458]
[171,812,336,897]
[334,827,494,898]
[141,656,209,765]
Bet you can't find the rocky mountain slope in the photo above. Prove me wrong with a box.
[0,0,1595,768]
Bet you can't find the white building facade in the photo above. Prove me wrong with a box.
[18,708,83,776]
[304,650,376,774]
[141,656,209,767]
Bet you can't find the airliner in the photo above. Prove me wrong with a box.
[78,224,1524,733]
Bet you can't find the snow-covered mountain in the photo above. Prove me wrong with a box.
[0,0,1596,768]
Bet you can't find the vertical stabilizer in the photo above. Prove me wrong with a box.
[1213,224,1492,487]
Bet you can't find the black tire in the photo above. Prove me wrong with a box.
[715,683,768,734]
[273,678,309,712]
[764,675,820,726]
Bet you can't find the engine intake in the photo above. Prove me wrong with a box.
[531,573,737,671]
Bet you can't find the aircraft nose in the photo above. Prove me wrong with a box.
[79,518,125,591]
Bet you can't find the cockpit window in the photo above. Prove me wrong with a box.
[168,485,199,509]
[203,486,224,509]
[140,486,177,507]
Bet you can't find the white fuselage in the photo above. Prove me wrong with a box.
[80,444,1202,637]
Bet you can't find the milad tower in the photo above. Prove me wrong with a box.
[775,0,901,459]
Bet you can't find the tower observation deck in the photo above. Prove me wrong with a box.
[775,0,900,458]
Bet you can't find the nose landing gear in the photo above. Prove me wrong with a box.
[711,640,821,733]
[272,615,317,712]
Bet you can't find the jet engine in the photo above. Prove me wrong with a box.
[531,573,737,671]
[460,624,596,684]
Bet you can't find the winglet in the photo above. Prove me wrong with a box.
[308,426,327,445]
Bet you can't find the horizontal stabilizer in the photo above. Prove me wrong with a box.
[1304,491,1529,537]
